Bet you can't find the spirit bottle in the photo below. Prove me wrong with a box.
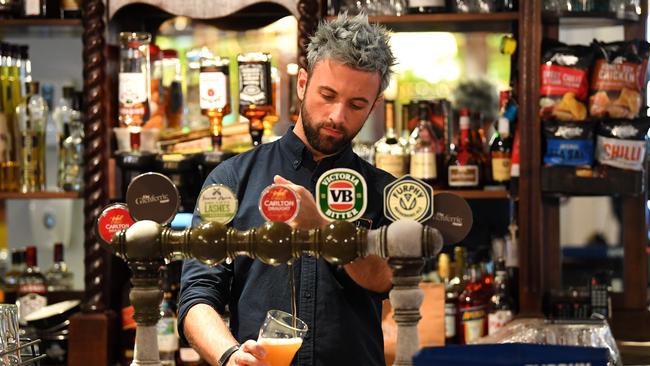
[409,101,440,186]
[490,117,512,185]
[457,263,489,344]
[374,100,407,177]
[447,109,481,189]
[119,32,151,153]
[237,52,273,146]
[46,242,73,291]
[200,56,230,151]
[52,85,76,190]
[17,246,47,322]
[488,255,513,335]
[15,81,47,193]
[61,105,84,192]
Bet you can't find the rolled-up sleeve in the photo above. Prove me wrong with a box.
[177,160,238,343]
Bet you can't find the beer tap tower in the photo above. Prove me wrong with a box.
[97,172,473,366]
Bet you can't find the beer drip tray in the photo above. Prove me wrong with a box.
[541,166,645,196]
[0,338,46,365]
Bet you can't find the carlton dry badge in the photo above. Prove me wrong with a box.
[316,168,367,222]
[197,184,238,225]
[383,175,433,223]
[259,184,300,223]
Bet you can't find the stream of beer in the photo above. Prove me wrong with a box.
[288,263,297,336]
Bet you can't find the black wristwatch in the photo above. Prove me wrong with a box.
[218,344,240,366]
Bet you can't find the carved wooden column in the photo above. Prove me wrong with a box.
[297,0,319,69]
[69,0,116,364]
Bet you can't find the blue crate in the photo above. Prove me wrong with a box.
[413,343,608,366]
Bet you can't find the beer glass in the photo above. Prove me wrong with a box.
[0,304,21,365]
[257,310,308,366]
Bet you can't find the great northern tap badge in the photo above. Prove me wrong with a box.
[317,168,367,222]
[383,175,433,223]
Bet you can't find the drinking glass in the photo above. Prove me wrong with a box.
[257,310,308,366]
[0,304,21,365]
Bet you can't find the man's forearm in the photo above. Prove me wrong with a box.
[344,255,392,293]
[184,303,238,365]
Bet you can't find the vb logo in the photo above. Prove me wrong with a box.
[317,168,367,222]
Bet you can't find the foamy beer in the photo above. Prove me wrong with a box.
[257,310,308,366]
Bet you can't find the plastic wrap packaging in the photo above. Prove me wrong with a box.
[472,318,622,366]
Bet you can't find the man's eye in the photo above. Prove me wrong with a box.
[321,94,335,100]
[350,103,364,110]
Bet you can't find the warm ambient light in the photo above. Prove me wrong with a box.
[391,32,460,83]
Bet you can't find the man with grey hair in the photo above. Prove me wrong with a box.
[179,13,397,366]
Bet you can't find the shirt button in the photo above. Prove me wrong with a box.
[304,292,312,298]
[293,160,300,168]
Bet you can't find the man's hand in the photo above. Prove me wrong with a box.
[226,340,268,366]
[273,175,328,230]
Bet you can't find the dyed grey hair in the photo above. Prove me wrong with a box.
[306,12,396,93]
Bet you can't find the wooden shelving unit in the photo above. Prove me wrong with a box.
[542,10,640,26]
[0,18,81,27]
[437,189,509,200]
[328,12,518,32]
[0,191,81,200]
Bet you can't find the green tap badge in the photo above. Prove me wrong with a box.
[383,175,433,223]
[316,168,367,222]
[197,184,238,225]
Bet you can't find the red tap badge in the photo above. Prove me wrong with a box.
[258,185,300,223]
[97,203,135,245]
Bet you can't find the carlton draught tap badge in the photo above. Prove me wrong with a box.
[197,184,238,224]
[316,168,367,222]
[96,203,135,245]
[383,175,433,223]
[259,184,300,223]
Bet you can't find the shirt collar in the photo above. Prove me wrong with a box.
[280,127,355,172]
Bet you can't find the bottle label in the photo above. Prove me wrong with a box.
[448,165,479,187]
[157,317,179,352]
[444,303,457,339]
[25,0,40,15]
[239,64,268,106]
[459,305,486,344]
[199,71,227,110]
[62,0,80,11]
[409,0,445,7]
[119,72,147,118]
[488,310,513,335]
[410,151,437,180]
[375,152,407,178]
[491,157,512,182]
[18,292,47,320]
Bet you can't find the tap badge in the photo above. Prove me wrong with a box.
[96,203,134,245]
[429,192,473,245]
[383,175,433,223]
[316,168,367,222]
[126,172,180,225]
[259,184,300,223]
[197,184,238,225]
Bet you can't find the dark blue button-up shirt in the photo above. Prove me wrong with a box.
[178,129,394,365]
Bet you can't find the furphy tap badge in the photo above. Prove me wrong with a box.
[259,184,300,223]
[96,203,134,245]
[383,175,433,223]
[197,184,238,225]
[317,168,367,222]
[126,172,180,225]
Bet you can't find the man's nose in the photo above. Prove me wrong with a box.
[328,102,346,124]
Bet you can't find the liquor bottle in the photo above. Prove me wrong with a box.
[9,45,22,109]
[52,85,75,190]
[287,63,300,123]
[200,56,230,151]
[261,66,280,142]
[374,100,407,178]
[119,32,151,153]
[439,253,459,345]
[400,103,411,145]
[17,246,47,322]
[409,101,440,186]
[408,0,447,13]
[19,45,31,98]
[1,43,12,116]
[237,52,273,146]
[46,242,73,291]
[15,81,47,193]
[447,109,481,189]
[61,92,83,191]
[22,0,46,17]
[505,207,520,314]
[162,49,182,129]
[4,249,25,301]
[457,263,488,344]
[488,255,513,335]
[60,0,80,18]
[158,291,179,366]
[490,116,512,185]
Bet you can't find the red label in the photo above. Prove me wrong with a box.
[98,204,134,244]
[329,181,355,211]
[540,64,589,101]
[259,185,299,223]
[591,59,644,91]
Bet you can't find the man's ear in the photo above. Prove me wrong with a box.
[297,68,309,102]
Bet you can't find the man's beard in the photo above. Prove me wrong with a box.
[301,102,355,156]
